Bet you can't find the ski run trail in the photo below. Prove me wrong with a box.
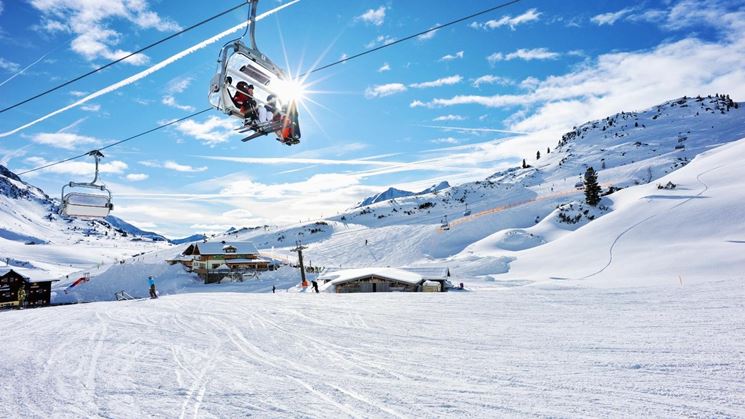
[2,279,744,418]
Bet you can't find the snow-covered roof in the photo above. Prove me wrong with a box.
[318,267,424,286]
[320,266,450,281]
[194,242,260,256]
[166,255,193,262]
[0,269,57,282]
[0,268,27,279]
[401,267,450,280]
[224,258,272,264]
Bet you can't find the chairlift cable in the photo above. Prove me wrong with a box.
[17,0,525,175]
[0,2,249,115]
[302,0,523,77]
[17,108,212,175]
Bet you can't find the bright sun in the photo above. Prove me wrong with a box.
[275,78,307,104]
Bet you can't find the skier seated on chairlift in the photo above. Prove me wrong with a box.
[230,81,259,126]
[259,94,299,144]
[260,94,279,123]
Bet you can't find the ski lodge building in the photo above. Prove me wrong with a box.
[317,267,452,293]
[0,269,56,309]
[168,241,278,283]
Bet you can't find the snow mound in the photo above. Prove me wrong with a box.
[489,229,546,251]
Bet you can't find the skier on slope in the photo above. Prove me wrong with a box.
[148,276,158,299]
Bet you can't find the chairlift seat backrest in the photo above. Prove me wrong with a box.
[210,41,289,119]
[61,182,113,219]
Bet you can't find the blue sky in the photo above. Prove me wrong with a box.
[1,0,744,237]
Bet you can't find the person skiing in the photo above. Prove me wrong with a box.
[311,280,319,293]
[148,276,158,299]
[272,285,276,294]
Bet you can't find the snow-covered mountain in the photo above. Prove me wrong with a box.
[0,165,171,279]
[104,216,168,242]
[170,233,208,245]
[357,181,451,207]
[215,94,745,281]
[5,94,745,297]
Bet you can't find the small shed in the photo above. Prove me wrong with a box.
[318,267,451,293]
[0,269,56,309]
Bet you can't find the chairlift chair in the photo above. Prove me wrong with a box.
[61,150,114,218]
[208,0,301,145]
[463,204,471,217]
[441,215,450,231]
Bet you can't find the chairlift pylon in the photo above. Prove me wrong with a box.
[208,0,301,146]
[61,150,114,218]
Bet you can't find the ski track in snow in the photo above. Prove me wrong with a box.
[1,282,744,417]
[577,165,722,280]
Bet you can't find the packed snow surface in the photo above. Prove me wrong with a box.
[1,280,743,417]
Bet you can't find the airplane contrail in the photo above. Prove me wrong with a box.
[0,50,56,88]
[0,0,301,139]
[419,125,529,135]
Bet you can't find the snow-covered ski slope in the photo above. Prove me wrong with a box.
[1,279,743,417]
[232,95,745,286]
[21,95,744,301]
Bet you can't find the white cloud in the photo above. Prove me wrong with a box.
[417,25,439,41]
[0,57,20,73]
[28,0,181,64]
[377,63,391,72]
[365,34,395,49]
[591,8,635,26]
[166,77,192,94]
[126,173,149,181]
[472,75,513,88]
[80,104,101,112]
[174,116,240,145]
[24,156,127,176]
[431,137,460,145]
[440,51,464,62]
[30,132,100,150]
[69,90,87,97]
[357,6,386,26]
[364,83,407,98]
[413,31,745,136]
[488,48,560,64]
[162,95,195,111]
[520,77,540,90]
[410,75,463,89]
[163,160,208,173]
[0,0,4,15]
[486,53,504,64]
[433,115,465,122]
[473,8,541,30]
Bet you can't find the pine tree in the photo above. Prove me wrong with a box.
[547,147,550,154]
[536,150,541,160]
[522,158,527,168]
[584,167,601,206]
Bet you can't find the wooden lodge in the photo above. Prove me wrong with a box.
[0,269,56,309]
[318,267,452,293]
[171,241,278,283]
